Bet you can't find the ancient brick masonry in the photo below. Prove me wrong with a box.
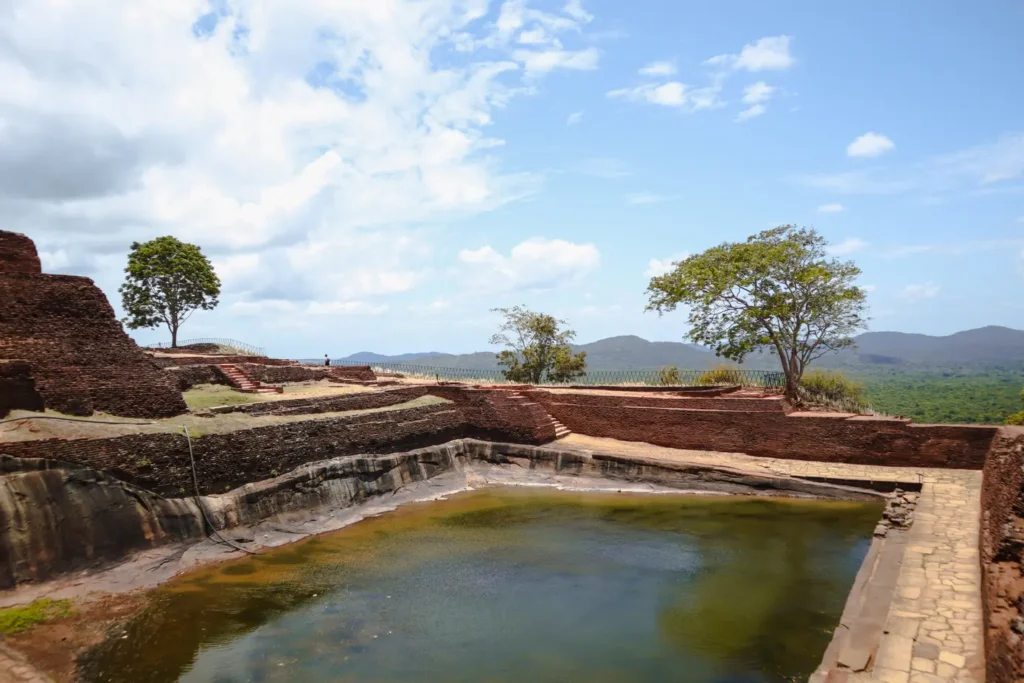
[1,403,466,495]
[0,361,44,417]
[0,230,188,418]
[210,386,429,416]
[526,389,997,469]
[979,427,1024,683]
[0,231,41,274]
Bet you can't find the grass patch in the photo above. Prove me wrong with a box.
[0,598,73,635]
[183,384,263,410]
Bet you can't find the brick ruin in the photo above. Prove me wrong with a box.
[0,230,188,418]
[3,230,1024,679]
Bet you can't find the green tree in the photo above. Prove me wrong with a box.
[119,237,221,347]
[490,305,587,384]
[645,225,868,400]
[1006,389,1024,425]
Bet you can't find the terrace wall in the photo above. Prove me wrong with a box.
[980,427,1024,683]
[527,390,996,469]
[211,386,429,416]
[0,404,465,496]
[428,386,557,444]
[524,389,787,413]
[0,231,187,418]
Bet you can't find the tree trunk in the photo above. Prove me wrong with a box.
[170,324,178,348]
[784,373,800,402]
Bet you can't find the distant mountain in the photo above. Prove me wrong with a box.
[342,326,1024,374]
[342,351,443,363]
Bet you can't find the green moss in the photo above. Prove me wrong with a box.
[0,598,73,635]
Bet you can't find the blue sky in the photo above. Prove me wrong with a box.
[2,0,1022,357]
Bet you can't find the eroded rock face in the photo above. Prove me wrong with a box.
[0,440,884,590]
[0,456,202,587]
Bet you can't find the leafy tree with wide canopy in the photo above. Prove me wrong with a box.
[490,305,587,384]
[119,236,221,347]
[645,225,868,400]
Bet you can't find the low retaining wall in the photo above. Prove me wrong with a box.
[210,387,429,416]
[0,404,465,496]
[428,386,557,444]
[150,355,298,369]
[980,427,1024,683]
[529,391,996,469]
[525,389,787,413]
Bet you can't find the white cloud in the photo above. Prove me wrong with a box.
[611,37,789,116]
[566,111,583,125]
[847,132,895,158]
[626,192,671,205]
[645,252,689,278]
[513,47,599,77]
[458,237,600,291]
[817,203,845,213]
[607,81,722,111]
[899,282,941,302]
[563,0,594,23]
[707,36,795,72]
[232,299,387,317]
[735,104,765,122]
[742,81,775,104]
[800,133,1024,196]
[826,238,868,255]
[0,0,601,319]
[639,61,677,77]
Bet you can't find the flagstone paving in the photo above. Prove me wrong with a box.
[559,435,985,682]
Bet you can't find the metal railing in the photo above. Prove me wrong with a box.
[147,338,267,357]
[294,359,786,389]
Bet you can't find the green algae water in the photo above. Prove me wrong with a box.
[80,489,881,683]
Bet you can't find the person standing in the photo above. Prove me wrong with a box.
[324,354,331,367]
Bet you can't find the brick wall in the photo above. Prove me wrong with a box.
[211,386,429,416]
[165,365,226,392]
[523,389,787,412]
[0,404,466,495]
[428,386,557,444]
[0,242,188,418]
[241,364,376,383]
[0,230,41,274]
[0,361,44,417]
[150,355,299,368]
[529,391,996,469]
[980,427,1024,683]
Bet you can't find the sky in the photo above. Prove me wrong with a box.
[2,0,1022,357]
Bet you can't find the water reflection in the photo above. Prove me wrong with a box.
[79,489,880,683]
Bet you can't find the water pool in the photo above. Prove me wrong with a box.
[80,489,881,683]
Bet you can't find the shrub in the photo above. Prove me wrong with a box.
[695,365,745,387]
[657,366,682,385]
[798,369,868,413]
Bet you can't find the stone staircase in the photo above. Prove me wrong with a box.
[216,364,282,395]
[505,390,572,441]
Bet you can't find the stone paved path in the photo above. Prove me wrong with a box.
[0,642,50,683]
[560,435,985,682]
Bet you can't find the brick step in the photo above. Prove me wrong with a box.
[549,417,571,439]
